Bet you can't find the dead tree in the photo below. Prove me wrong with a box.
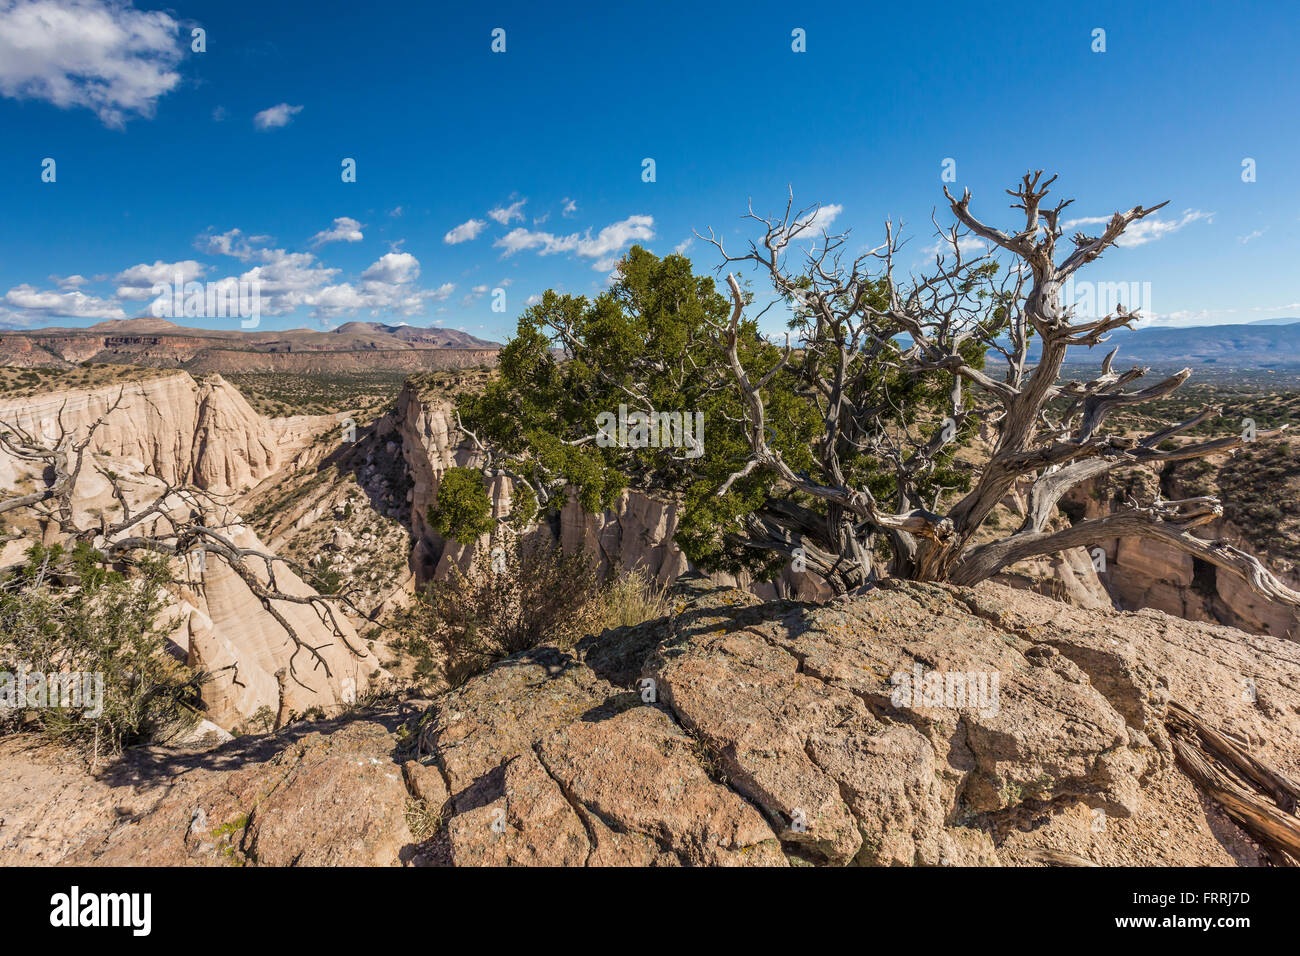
[700,171,1299,607]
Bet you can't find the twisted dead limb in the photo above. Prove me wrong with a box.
[690,171,1296,605]
[1166,701,1300,865]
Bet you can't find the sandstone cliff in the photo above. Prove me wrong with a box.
[0,370,321,495]
[0,371,382,731]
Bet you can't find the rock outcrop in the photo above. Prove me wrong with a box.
[0,371,381,731]
[1062,475,1300,640]
[166,522,385,730]
[9,576,1296,866]
[415,576,1296,866]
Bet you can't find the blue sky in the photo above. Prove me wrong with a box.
[0,0,1297,339]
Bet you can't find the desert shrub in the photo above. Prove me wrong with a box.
[397,537,676,690]
[307,553,342,594]
[0,543,201,753]
[410,536,600,688]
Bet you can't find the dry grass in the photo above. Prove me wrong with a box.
[590,569,672,631]
[405,797,444,842]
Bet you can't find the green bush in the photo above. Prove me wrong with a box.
[0,543,201,753]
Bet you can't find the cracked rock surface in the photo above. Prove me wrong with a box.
[3,576,1296,866]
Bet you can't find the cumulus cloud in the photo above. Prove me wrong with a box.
[309,252,453,319]
[359,251,419,286]
[310,216,364,246]
[3,283,126,320]
[444,218,487,244]
[6,230,457,326]
[114,259,206,299]
[488,199,528,225]
[494,214,655,270]
[253,102,303,130]
[1062,209,1213,247]
[233,249,338,314]
[0,0,184,128]
[921,235,990,258]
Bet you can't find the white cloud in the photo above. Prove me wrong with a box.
[196,228,275,262]
[234,249,340,315]
[580,215,655,260]
[674,238,694,255]
[803,203,843,233]
[444,218,487,244]
[1238,229,1265,245]
[253,102,303,130]
[310,216,364,246]
[3,283,126,320]
[8,233,457,326]
[307,253,454,319]
[922,235,990,258]
[360,251,419,286]
[561,198,577,218]
[114,259,205,299]
[0,0,184,128]
[1062,209,1213,247]
[488,199,527,225]
[494,214,655,270]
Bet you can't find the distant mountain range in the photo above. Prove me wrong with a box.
[1038,319,1300,369]
[0,318,502,374]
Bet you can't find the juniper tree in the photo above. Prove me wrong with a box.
[444,172,1299,608]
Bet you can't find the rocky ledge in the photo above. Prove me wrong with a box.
[6,577,1298,867]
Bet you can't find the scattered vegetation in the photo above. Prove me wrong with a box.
[0,363,170,398]
[224,370,409,416]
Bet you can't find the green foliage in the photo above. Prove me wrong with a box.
[307,554,342,595]
[427,467,495,544]
[452,245,983,584]
[0,544,200,752]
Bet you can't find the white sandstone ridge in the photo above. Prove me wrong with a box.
[0,370,325,495]
[167,520,383,729]
[0,370,381,731]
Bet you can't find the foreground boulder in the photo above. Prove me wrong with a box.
[4,577,1298,866]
